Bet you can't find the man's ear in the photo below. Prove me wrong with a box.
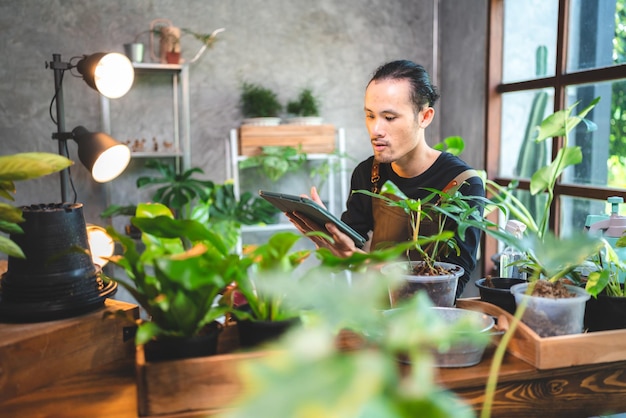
[420,107,435,128]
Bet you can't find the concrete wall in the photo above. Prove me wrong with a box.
[0,0,487,262]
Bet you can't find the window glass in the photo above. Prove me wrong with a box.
[567,0,624,72]
[561,81,626,188]
[502,0,558,83]
[559,195,620,238]
[499,90,554,178]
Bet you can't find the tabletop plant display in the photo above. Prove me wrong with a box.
[240,82,283,125]
[0,152,72,258]
[104,202,243,361]
[478,96,605,418]
[222,267,487,418]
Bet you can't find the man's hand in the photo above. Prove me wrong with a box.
[286,187,365,257]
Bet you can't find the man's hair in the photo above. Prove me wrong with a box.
[368,60,440,114]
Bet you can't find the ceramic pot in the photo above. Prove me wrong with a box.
[474,277,526,314]
[381,261,463,307]
[143,322,222,362]
[511,283,590,337]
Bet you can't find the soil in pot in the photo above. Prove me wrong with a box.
[475,277,526,314]
[143,321,222,362]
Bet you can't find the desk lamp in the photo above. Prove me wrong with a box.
[0,52,134,322]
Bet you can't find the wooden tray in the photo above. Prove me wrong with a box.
[239,124,335,156]
[457,298,626,370]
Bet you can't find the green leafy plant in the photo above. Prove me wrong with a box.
[190,181,280,250]
[223,268,482,418]
[105,202,243,344]
[225,231,311,322]
[286,88,320,117]
[356,180,492,276]
[239,145,307,182]
[0,153,72,258]
[240,82,283,118]
[135,159,213,219]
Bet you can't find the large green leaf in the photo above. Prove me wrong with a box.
[0,152,72,181]
[534,96,600,142]
[529,146,583,195]
[0,235,25,258]
[0,203,24,223]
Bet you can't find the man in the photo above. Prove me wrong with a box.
[289,60,484,297]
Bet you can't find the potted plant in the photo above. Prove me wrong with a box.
[104,202,242,361]
[238,145,308,182]
[222,231,311,347]
[240,82,282,126]
[356,180,493,307]
[0,152,73,258]
[135,159,213,219]
[285,88,323,125]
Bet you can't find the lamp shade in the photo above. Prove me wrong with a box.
[76,52,134,99]
[72,126,131,182]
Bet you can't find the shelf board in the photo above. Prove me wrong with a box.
[131,151,182,158]
[236,153,337,163]
[241,223,296,233]
[132,62,183,73]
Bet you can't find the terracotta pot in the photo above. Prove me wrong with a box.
[165,51,180,64]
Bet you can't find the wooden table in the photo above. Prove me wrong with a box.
[2,345,626,418]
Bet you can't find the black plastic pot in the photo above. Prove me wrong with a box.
[474,277,526,314]
[584,292,626,332]
[237,316,300,348]
[143,322,222,362]
[0,203,117,322]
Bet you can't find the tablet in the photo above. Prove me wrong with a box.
[259,190,366,248]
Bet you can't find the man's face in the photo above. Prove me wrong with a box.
[364,78,428,164]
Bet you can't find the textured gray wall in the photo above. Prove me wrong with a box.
[0,0,486,232]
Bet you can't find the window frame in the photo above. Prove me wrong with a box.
[484,0,626,273]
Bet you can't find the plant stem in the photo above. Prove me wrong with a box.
[481,294,529,418]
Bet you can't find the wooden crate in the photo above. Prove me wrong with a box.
[457,298,626,370]
[0,299,138,403]
[134,324,364,416]
[238,124,336,156]
[135,322,265,416]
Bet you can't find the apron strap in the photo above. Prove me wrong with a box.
[371,159,381,193]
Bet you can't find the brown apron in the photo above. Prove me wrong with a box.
[369,159,478,257]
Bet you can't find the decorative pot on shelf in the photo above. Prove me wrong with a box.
[510,282,590,337]
[242,117,282,126]
[381,261,463,308]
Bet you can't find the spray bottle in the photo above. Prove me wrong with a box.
[499,219,527,280]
